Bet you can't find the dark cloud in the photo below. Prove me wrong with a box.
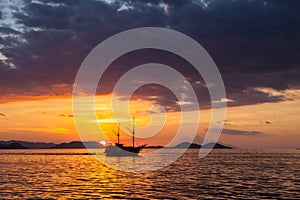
[221,128,267,137]
[265,121,272,125]
[227,88,287,107]
[59,114,73,118]
[260,120,272,125]
[0,113,6,117]
[0,0,300,109]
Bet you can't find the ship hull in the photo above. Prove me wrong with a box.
[105,144,145,157]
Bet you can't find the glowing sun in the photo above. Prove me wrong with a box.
[100,140,107,146]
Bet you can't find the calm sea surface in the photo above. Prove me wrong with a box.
[0,149,299,199]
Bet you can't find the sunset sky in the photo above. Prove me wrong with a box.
[0,0,300,148]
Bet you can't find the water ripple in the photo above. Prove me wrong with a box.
[0,149,299,199]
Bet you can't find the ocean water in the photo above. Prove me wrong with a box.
[0,149,299,199]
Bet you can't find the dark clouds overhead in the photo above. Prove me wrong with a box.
[0,0,300,108]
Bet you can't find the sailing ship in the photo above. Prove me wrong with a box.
[105,118,146,156]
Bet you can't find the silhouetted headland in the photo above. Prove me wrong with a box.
[0,140,233,149]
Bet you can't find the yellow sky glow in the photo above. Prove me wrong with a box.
[0,90,300,148]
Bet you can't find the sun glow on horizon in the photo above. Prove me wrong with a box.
[0,89,300,148]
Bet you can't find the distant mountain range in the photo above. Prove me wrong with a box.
[0,140,56,149]
[0,142,28,149]
[51,141,103,149]
[0,140,103,149]
[0,140,232,149]
[173,142,232,149]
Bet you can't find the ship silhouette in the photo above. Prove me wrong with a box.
[105,118,146,156]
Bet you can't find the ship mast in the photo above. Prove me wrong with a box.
[132,117,135,148]
[113,122,120,144]
[117,123,120,144]
[126,118,135,148]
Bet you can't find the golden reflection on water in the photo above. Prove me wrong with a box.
[0,149,300,199]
